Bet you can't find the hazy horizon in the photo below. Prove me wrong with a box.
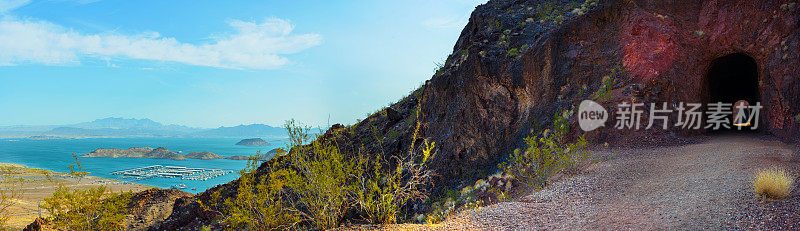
[0,0,487,128]
[0,116,285,129]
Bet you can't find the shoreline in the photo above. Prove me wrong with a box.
[0,162,155,230]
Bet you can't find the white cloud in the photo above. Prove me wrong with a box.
[0,0,31,13]
[0,17,322,69]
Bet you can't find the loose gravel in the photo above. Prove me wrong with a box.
[358,134,799,230]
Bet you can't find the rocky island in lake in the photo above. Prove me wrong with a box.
[82,147,239,161]
[235,138,270,146]
[184,151,224,160]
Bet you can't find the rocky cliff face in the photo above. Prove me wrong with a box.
[417,0,799,189]
[150,0,800,229]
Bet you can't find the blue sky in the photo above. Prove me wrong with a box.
[0,0,486,128]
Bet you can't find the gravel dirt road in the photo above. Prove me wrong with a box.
[371,134,799,230]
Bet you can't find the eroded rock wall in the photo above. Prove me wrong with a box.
[419,0,799,188]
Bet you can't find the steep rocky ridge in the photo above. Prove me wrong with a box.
[148,0,800,229]
[418,0,799,190]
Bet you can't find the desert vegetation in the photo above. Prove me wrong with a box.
[43,185,132,230]
[36,154,134,231]
[423,110,590,224]
[591,65,623,102]
[533,0,598,24]
[501,110,589,189]
[753,167,795,200]
[0,164,55,229]
[0,165,24,229]
[201,119,437,230]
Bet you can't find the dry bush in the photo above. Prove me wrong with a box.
[43,155,132,231]
[0,166,24,228]
[44,185,132,231]
[203,119,436,230]
[753,167,795,200]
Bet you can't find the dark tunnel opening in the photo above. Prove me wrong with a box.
[705,53,761,132]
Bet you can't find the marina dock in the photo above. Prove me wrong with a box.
[110,165,236,181]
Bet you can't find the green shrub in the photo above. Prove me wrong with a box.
[535,0,599,25]
[283,126,355,229]
[591,65,623,102]
[43,185,132,231]
[508,44,529,58]
[591,75,614,101]
[356,140,436,225]
[68,153,89,181]
[502,110,589,189]
[42,154,131,231]
[203,151,299,230]
[535,2,564,24]
[205,118,436,230]
[423,110,591,225]
[424,193,482,225]
[507,48,520,57]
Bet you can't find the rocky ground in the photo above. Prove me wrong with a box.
[122,188,194,231]
[362,134,798,230]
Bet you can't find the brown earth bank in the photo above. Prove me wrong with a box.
[350,135,799,230]
[91,0,799,229]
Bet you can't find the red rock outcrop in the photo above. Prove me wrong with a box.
[149,0,799,228]
[420,0,798,187]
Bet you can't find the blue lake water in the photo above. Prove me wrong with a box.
[0,137,285,194]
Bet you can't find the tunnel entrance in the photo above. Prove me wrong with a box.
[705,53,760,132]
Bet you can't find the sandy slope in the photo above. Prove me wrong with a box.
[0,164,152,230]
[374,134,799,230]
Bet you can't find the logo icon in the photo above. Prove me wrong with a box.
[578,100,608,131]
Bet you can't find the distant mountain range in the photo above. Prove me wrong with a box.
[0,117,296,138]
[194,124,287,138]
